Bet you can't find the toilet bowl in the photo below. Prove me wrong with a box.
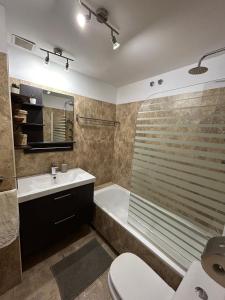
[108,253,175,300]
[108,253,225,300]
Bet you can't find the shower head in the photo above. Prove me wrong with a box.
[188,46,225,76]
[188,65,208,75]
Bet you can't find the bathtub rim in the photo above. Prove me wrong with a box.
[94,183,186,278]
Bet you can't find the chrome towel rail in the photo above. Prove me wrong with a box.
[76,114,120,127]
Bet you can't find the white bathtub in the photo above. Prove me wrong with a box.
[94,184,186,277]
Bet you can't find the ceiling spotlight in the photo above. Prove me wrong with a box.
[77,13,86,28]
[65,59,69,71]
[77,10,92,29]
[45,51,49,64]
[111,31,120,50]
[78,1,120,48]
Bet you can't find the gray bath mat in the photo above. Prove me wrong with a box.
[51,239,113,300]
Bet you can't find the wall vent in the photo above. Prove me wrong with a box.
[12,34,36,51]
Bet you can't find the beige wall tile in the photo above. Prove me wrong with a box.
[113,102,142,190]
[0,54,22,295]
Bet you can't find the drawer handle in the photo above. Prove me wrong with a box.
[54,193,71,201]
[54,214,76,225]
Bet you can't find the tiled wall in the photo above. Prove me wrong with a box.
[0,54,21,295]
[113,102,141,190]
[11,78,116,187]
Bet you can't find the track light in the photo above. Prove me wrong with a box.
[111,31,120,50]
[78,1,120,48]
[40,48,74,71]
[45,52,49,64]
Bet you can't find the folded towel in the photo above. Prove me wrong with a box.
[0,189,19,248]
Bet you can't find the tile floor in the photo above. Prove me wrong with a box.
[0,227,115,300]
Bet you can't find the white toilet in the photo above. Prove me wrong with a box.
[108,253,225,300]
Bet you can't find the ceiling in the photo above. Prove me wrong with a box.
[1,0,225,87]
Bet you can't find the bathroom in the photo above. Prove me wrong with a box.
[0,0,225,299]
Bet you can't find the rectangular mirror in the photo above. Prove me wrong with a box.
[42,90,74,143]
[11,84,75,153]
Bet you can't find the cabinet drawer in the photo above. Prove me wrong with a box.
[51,190,77,222]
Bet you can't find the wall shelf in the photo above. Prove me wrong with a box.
[22,103,43,109]
[20,123,44,127]
[11,92,31,103]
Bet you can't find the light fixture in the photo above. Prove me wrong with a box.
[45,51,49,64]
[77,13,86,28]
[40,47,74,70]
[111,30,120,50]
[78,1,120,49]
[65,58,69,71]
[77,9,91,28]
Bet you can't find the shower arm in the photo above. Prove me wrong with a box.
[198,47,225,66]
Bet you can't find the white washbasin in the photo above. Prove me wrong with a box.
[17,168,96,203]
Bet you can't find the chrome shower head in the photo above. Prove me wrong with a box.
[188,66,208,75]
[189,46,225,76]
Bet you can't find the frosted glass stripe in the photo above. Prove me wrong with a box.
[133,148,225,173]
[133,156,225,192]
[135,136,225,150]
[130,198,206,248]
[134,141,225,160]
[136,123,225,129]
[136,130,225,139]
[138,104,225,114]
[131,179,225,227]
[141,92,225,106]
[128,213,191,269]
[131,174,225,220]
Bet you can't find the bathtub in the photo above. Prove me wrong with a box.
[93,184,185,289]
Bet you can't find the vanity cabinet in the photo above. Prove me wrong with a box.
[19,183,94,259]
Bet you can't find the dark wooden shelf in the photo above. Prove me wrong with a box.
[15,145,31,150]
[11,93,43,108]
[22,102,43,109]
[20,123,44,127]
[11,92,30,103]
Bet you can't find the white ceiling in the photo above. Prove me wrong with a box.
[1,0,225,87]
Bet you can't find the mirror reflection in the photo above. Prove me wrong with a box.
[42,91,74,142]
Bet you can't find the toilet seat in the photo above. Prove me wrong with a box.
[108,253,175,300]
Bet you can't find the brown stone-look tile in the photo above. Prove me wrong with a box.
[92,206,182,290]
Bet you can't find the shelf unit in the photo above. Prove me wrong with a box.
[11,87,44,147]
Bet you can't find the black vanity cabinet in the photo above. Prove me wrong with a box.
[19,183,94,259]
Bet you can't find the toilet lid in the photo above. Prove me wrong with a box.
[109,253,175,300]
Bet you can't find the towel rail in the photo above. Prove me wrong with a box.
[76,114,120,127]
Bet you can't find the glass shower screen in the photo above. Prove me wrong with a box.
[128,85,225,270]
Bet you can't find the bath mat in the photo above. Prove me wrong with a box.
[51,239,113,300]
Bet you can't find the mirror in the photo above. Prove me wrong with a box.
[11,84,75,153]
[42,91,74,143]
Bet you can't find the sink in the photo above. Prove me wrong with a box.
[17,168,96,203]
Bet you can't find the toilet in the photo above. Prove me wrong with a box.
[108,253,225,300]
